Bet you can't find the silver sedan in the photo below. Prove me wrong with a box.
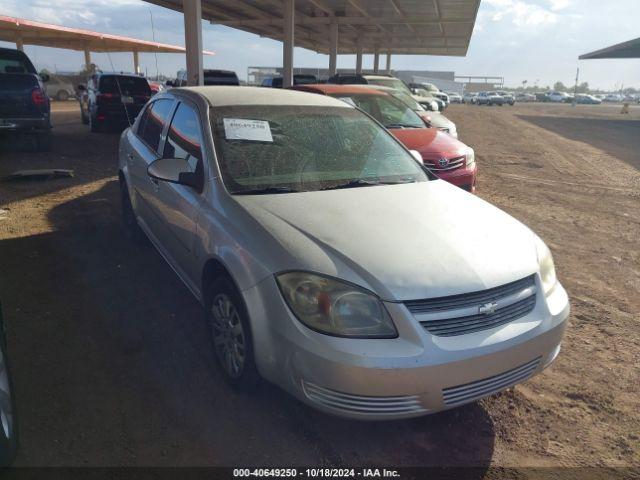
[118,86,569,419]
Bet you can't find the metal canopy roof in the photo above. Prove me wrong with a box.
[145,0,480,56]
[579,37,640,60]
[0,15,215,54]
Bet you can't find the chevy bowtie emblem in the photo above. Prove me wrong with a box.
[478,302,498,315]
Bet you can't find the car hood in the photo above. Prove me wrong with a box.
[233,181,538,301]
[391,128,466,159]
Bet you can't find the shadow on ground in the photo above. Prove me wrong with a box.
[0,180,496,469]
[516,115,640,171]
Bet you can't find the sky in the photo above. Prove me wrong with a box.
[0,0,638,90]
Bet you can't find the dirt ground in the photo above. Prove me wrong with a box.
[0,101,638,473]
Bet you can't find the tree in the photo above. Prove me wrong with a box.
[553,81,567,92]
[576,82,590,94]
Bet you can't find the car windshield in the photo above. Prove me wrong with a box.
[329,94,425,129]
[100,76,151,95]
[386,90,424,111]
[366,78,413,96]
[210,105,428,194]
[414,88,432,98]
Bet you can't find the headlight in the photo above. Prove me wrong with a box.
[535,236,557,295]
[465,147,475,167]
[276,272,397,338]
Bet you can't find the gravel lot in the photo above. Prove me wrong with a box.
[0,101,638,472]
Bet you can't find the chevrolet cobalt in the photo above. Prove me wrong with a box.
[118,87,569,419]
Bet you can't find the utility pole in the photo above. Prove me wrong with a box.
[572,67,579,107]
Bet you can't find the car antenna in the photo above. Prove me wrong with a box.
[105,51,134,128]
[149,8,160,81]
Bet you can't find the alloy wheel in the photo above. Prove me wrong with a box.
[210,294,246,379]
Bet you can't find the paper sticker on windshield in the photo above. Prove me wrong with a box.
[223,118,273,142]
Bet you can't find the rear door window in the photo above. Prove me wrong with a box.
[138,98,174,154]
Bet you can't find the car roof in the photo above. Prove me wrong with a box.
[177,86,353,108]
[362,74,398,80]
[292,84,386,96]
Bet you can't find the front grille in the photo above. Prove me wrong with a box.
[419,295,536,336]
[302,381,426,416]
[405,275,537,337]
[442,357,541,406]
[405,275,535,314]
[424,155,465,171]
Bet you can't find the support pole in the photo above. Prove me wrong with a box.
[183,0,203,86]
[329,17,338,76]
[84,47,92,69]
[356,43,363,74]
[386,51,392,73]
[133,51,140,74]
[16,36,24,51]
[373,49,380,74]
[283,0,295,88]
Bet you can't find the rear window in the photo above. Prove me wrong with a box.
[0,50,36,74]
[294,75,317,85]
[99,76,151,95]
[204,71,239,86]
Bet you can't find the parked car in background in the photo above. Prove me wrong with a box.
[575,94,602,105]
[496,91,515,105]
[148,81,165,94]
[476,91,504,106]
[462,92,478,104]
[535,92,550,102]
[604,93,624,102]
[446,92,462,103]
[350,84,458,138]
[292,84,474,190]
[411,88,446,111]
[44,74,75,101]
[0,47,51,150]
[409,82,449,107]
[516,93,536,102]
[172,69,240,86]
[0,300,18,466]
[547,91,571,103]
[78,73,152,132]
[261,74,317,88]
[118,86,569,420]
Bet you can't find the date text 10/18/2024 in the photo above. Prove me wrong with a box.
[233,468,401,478]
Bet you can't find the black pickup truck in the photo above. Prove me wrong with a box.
[0,47,52,150]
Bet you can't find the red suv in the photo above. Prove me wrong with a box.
[292,84,477,192]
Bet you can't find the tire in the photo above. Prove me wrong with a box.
[120,177,147,245]
[36,131,52,151]
[0,305,18,467]
[205,278,260,391]
[56,90,69,101]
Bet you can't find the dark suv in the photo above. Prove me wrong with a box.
[0,47,51,150]
[78,73,151,132]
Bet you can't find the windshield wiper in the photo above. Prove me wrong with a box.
[384,123,422,129]
[321,179,414,191]
[234,186,298,195]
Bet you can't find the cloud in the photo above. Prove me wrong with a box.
[548,0,570,11]
[487,0,558,27]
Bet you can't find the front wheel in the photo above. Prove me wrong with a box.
[206,278,260,391]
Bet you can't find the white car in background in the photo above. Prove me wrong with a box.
[547,91,571,103]
[462,92,478,104]
[604,93,624,102]
[446,92,462,103]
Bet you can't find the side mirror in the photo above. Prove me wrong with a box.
[40,73,50,83]
[147,157,202,190]
[409,150,424,165]
[77,84,86,91]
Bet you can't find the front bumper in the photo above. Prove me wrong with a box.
[243,275,570,420]
[434,163,477,193]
